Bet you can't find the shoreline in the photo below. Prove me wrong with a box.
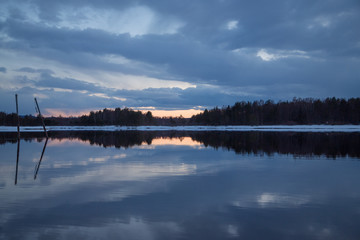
[1,125,360,132]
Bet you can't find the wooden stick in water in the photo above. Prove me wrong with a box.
[15,94,20,185]
[34,98,48,138]
[15,94,20,140]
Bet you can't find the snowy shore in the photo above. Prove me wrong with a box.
[1,125,360,132]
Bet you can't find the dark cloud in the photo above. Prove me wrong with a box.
[5,18,359,90]
[35,72,102,92]
[147,0,360,54]
[0,67,6,73]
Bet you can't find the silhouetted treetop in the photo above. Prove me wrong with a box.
[190,97,360,125]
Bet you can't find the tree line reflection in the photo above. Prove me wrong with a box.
[2,131,360,159]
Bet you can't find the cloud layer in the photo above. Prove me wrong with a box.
[0,0,359,115]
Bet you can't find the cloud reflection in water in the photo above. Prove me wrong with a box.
[0,131,360,239]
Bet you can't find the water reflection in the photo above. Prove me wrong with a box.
[34,137,48,180]
[1,131,360,239]
[15,138,20,185]
[2,131,360,158]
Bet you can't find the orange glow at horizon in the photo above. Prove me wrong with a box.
[47,137,202,147]
[47,138,90,146]
[43,108,203,118]
[150,137,202,146]
[142,109,203,118]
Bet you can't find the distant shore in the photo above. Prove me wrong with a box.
[1,125,360,133]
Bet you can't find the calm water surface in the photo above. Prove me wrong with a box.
[1,131,360,239]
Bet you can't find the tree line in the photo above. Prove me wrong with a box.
[78,108,155,125]
[1,97,359,126]
[0,108,155,126]
[0,107,186,126]
[191,97,360,125]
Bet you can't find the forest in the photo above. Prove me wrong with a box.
[0,97,359,126]
[191,97,360,125]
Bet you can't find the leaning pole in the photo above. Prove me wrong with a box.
[15,94,20,140]
[34,98,48,138]
[15,94,20,185]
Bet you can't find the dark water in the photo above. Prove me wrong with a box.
[1,131,360,240]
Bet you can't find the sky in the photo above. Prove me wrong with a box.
[0,0,359,117]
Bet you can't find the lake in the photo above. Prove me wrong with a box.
[1,131,360,239]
